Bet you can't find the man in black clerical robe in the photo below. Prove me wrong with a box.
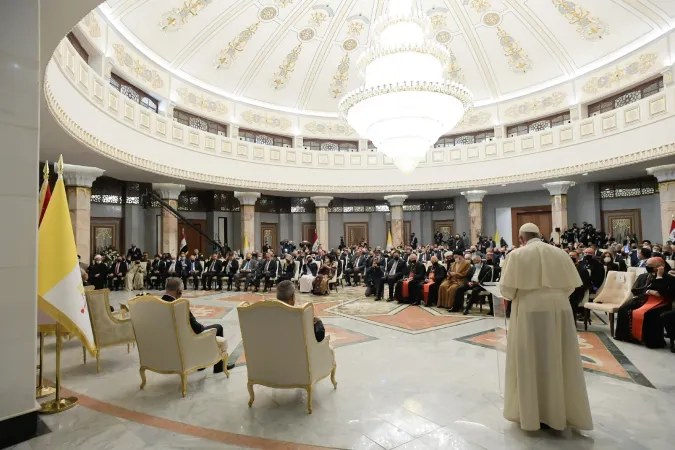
[395,254,426,305]
[615,257,673,348]
[425,257,447,306]
[88,256,108,290]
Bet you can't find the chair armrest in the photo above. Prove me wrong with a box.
[182,329,221,369]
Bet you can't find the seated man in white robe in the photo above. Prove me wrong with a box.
[298,255,318,293]
[499,223,593,432]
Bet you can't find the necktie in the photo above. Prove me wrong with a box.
[265,261,270,271]
[191,262,194,271]
[115,263,119,273]
[170,262,175,272]
[244,261,249,270]
[390,261,397,275]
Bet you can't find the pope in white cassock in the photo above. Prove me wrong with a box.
[499,223,593,431]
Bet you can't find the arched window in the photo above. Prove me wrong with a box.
[174,109,227,136]
[109,73,159,113]
[588,77,664,116]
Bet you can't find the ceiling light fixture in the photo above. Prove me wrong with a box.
[338,0,472,173]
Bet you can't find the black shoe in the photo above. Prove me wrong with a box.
[253,288,259,292]
[412,301,421,306]
[387,298,394,302]
[226,363,235,371]
[234,288,240,292]
[374,297,381,301]
[540,423,551,430]
[463,309,469,315]
[487,311,494,316]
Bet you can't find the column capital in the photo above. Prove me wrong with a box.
[62,164,105,188]
[461,190,487,203]
[647,164,675,182]
[542,181,575,196]
[310,196,333,208]
[384,195,408,207]
[153,183,185,200]
[234,191,261,206]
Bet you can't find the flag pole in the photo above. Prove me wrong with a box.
[39,324,79,414]
[35,327,56,399]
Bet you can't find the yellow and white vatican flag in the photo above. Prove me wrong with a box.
[38,156,95,353]
[386,230,393,250]
[494,229,500,244]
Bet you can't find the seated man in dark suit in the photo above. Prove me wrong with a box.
[149,255,165,289]
[126,244,143,262]
[88,255,108,290]
[107,257,128,291]
[201,253,222,290]
[378,251,405,301]
[221,254,239,291]
[160,278,234,372]
[395,253,426,305]
[275,280,325,342]
[462,257,499,315]
[251,253,278,292]
[344,250,367,286]
[365,257,384,298]
[580,248,606,294]
[182,256,202,290]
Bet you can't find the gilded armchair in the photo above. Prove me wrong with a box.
[128,295,229,397]
[237,300,337,413]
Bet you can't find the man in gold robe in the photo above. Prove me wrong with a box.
[499,223,593,431]
[437,250,471,309]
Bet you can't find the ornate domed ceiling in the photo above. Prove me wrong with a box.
[100,0,675,116]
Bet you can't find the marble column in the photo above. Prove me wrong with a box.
[543,181,575,244]
[310,196,333,250]
[461,190,487,245]
[153,183,185,257]
[62,164,105,265]
[234,192,260,254]
[385,195,408,248]
[647,165,675,242]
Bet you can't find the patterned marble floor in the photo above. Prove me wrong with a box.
[15,286,675,450]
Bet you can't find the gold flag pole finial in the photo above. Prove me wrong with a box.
[43,161,49,179]
[56,155,64,176]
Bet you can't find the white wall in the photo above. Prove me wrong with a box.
[0,0,39,427]
[601,194,661,243]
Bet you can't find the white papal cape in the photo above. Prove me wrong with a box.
[499,239,593,431]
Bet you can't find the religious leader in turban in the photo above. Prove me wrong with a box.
[499,223,593,431]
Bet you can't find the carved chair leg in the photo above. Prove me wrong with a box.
[331,365,338,389]
[247,382,255,407]
[95,350,101,373]
[584,309,589,331]
[223,352,230,378]
[82,346,87,364]
[609,312,615,337]
[180,373,187,398]
[127,343,131,353]
[139,367,147,390]
[306,385,313,414]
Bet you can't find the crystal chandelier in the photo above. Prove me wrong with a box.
[339,0,473,173]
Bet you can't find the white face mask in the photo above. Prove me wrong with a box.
[604,257,612,263]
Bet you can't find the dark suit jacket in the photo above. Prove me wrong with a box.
[614,256,628,272]
[109,261,128,276]
[366,265,384,285]
[172,260,183,276]
[384,258,405,280]
[472,264,497,284]
[224,259,239,274]
[161,294,203,334]
[183,260,203,276]
[88,262,108,279]
[632,272,674,300]
[203,259,222,273]
[351,255,366,271]
[258,259,278,276]
[404,262,426,282]
[127,247,143,261]
[579,257,605,290]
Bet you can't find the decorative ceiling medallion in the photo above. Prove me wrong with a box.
[482,11,501,27]
[271,43,303,89]
[111,44,164,89]
[430,14,447,30]
[298,27,316,42]
[435,30,452,44]
[466,0,492,14]
[552,0,609,41]
[241,110,292,131]
[158,0,214,32]
[308,11,328,27]
[214,21,261,69]
[497,27,532,73]
[504,92,567,118]
[583,53,658,94]
[329,53,350,98]
[305,121,355,136]
[259,6,278,22]
[454,111,491,130]
[342,38,358,52]
[82,12,101,38]
[275,0,295,8]
[176,88,228,115]
[445,48,464,82]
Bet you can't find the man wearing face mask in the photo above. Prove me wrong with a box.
[423,255,447,306]
[615,257,673,348]
[579,248,606,295]
[396,253,426,305]
[460,256,498,315]
[378,251,405,301]
[437,250,471,309]
[299,255,319,293]
[568,251,592,318]
[499,223,592,432]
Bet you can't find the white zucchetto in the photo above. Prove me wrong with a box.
[519,223,540,235]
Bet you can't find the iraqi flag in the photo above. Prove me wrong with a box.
[669,218,675,242]
[312,231,320,252]
[180,229,188,253]
[38,156,95,353]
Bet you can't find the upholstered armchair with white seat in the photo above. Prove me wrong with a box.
[237,300,337,413]
[584,271,636,336]
[85,289,136,373]
[128,295,229,397]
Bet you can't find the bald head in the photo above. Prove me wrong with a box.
[646,257,665,269]
[472,256,482,264]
